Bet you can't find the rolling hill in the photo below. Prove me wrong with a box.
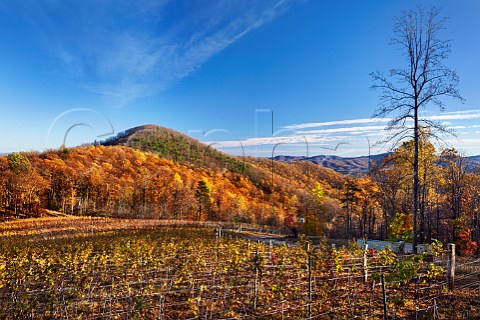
[101,124,247,174]
[101,124,346,188]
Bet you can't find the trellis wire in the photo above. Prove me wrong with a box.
[0,236,478,319]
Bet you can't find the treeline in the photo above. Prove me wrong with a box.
[343,138,479,255]
[372,139,480,252]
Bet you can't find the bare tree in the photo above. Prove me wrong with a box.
[371,6,463,252]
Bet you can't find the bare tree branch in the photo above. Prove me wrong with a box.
[370,5,464,252]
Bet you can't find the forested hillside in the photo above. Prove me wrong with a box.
[102,124,247,174]
[0,141,348,237]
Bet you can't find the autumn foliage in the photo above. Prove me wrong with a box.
[0,145,348,235]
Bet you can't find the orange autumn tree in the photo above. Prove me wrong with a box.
[457,228,478,255]
[356,177,381,239]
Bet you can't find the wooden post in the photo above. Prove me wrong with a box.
[253,248,259,310]
[158,296,164,320]
[381,273,388,320]
[269,240,273,261]
[447,243,455,290]
[363,244,368,282]
[433,299,438,319]
[307,242,312,319]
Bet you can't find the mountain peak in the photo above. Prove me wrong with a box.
[101,124,247,174]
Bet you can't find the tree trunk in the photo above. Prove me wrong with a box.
[413,105,419,253]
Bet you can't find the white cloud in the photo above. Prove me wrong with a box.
[284,117,390,130]
[296,125,387,135]
[427,109,480,121]
[284,110,480,131]
[206,133,351,148]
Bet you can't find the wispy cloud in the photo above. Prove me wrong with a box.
[5,0,295,106]
[284,118,390,130]
[284,110,480,131]
[296,125,387,135]
[207,134,351,148]
[427,109,480,121]
[206,109,480,156]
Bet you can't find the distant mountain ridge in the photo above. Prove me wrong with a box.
[274,153,480,176]
[273,154,388,176]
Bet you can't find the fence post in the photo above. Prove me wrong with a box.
[433,299,439,319]
[307,241,312,319]
[363,244,368,283]
[447,243,455,290]
[253,248,259,310]
[157,296,164,320]
[381,273,388,320]
[269,240,273,261]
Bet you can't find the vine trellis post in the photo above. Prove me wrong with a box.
[381,273,388,320]
[363,244,368,283]
[307,241,312,319]
[447,243,456,290]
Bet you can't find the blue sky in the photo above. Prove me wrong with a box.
[1,0,480,157]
